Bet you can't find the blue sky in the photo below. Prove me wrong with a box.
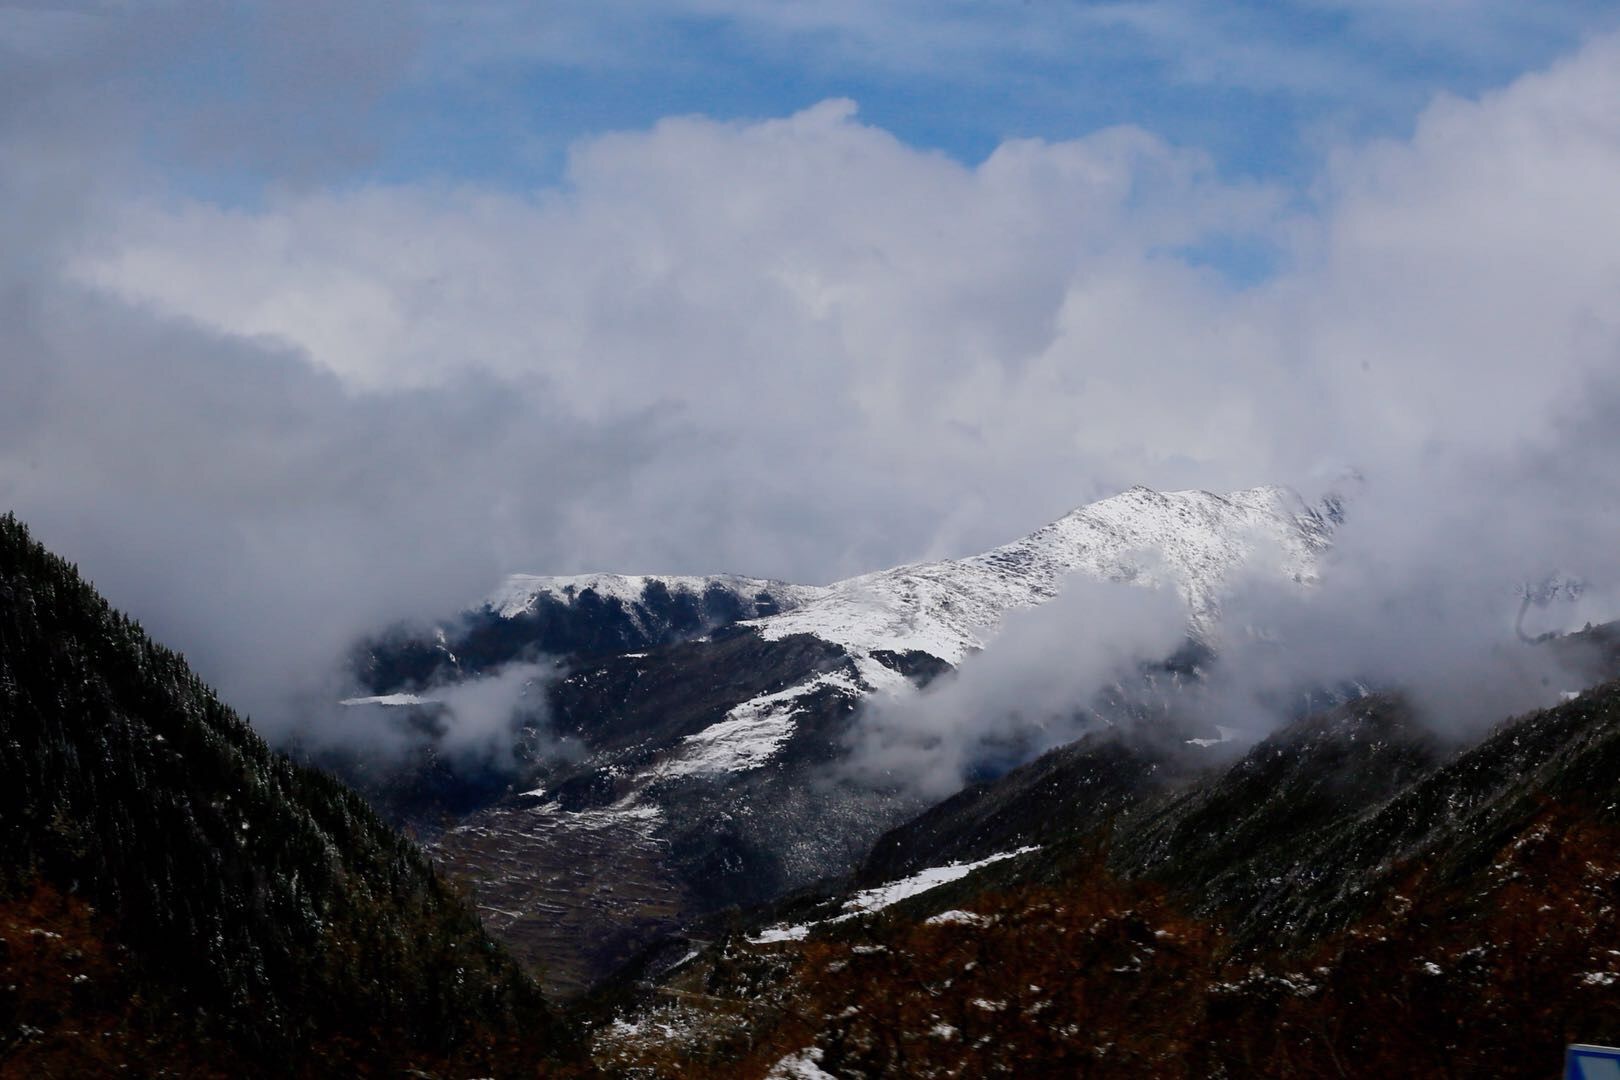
[96,0,1618,292]
[355,2,1620,191]
[75,0,1617,204]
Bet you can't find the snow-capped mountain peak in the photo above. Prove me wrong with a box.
[350,482,1338,995]
[745,484,1332,666]
[482,485,1330,668]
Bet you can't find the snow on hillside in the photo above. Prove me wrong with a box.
[748,845,1041,944]
[484,571,821,621]
[340,692,433,707]
[653,671,862,779]
[748,485,1330,665]
[485,487,1328,668]
[836,845,1040,917]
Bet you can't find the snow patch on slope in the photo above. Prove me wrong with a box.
[653,671,861,779]
[1187,724,1241,748]
[837,846,1039,917]
[339,692,433,707]
[926,909,991,927]
[766,1047,837,1080]
[850,652,915,698]
[747,846,1039,944]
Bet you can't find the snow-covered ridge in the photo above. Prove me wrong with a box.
[484,485,1332,668]
[747,485,1331,664]
[485,571,822,621]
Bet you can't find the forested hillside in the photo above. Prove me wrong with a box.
[595,672,1620,1077]
[0,514,584,1075]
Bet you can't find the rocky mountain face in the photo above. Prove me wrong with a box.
[591,625,1620,1078]
[0,514,585,1075]
[336,485,1338,995]
[10,485,1619,1075]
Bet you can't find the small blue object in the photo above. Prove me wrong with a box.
[1568,1044,1620,1080]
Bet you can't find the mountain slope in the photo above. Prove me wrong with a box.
[855,725,1199,885]
[849,622,1620,930]
[353,485,1331,697]
[334,485,1334,996]
[0,514,583,1074]
[593,647,1620,1077]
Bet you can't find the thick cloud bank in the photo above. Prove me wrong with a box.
[2,15,1620,766]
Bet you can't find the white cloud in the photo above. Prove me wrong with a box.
[6,28,1620,749]
[847,574,1191,797]
[74,100,1290,584]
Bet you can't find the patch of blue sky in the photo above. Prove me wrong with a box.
[1165,232,1287,290]
[124,0,1620,280]
[373,1,1619,186]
